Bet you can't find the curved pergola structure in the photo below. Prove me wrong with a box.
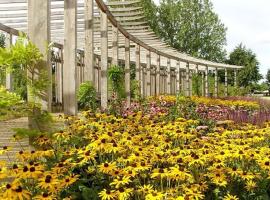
[0,0,242,114]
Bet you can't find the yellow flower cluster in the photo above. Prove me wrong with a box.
[191,96,260,110]
[1,111,270,199]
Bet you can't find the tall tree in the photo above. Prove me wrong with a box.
[227,44,262,87]
[142,0,227,62]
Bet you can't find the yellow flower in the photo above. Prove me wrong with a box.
[223,194,239,200]
[110,176,131,189]
[98,189,117,200]
[245,180,257,192]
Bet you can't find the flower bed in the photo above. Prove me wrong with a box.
[1,111,270,199]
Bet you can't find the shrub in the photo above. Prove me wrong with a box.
[108,65,126,99]
[77,81,97,111]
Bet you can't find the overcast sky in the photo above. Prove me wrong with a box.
[152,0,270,77]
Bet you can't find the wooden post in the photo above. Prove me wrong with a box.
[181,70,185,93]
[167,58,171,94]
[176,60,180,94]
[100,11,108,109]
[225,68,228,96]
[135,44,141,95]
[125,37,130,106]
[112,25,118,66]
[156,54,160,95]
[146,50,151,96]
[214,67,218,97]
[84,0,94,84]
[63,0,77,115]
[205,66,209,97]
[5,33,13,91]
[234,69,237,87]
[201,71,205,96]
[190,70,193,96]
[60,49,63,104]
[28,0,52,112]
[185,62,190,96]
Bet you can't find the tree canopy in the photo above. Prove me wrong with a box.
[227,44,262,88]
[141,0,227,62]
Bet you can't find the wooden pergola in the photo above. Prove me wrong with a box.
[0,0,242,115]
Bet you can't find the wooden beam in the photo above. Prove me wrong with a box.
[84,0,95,84]
[100,11,108,109]
[28,0,52,112]
[125,37,130,106]
[63,0,77,115]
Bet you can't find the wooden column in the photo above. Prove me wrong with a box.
[214,67,218,97]
[156,54,160,95]
[135,44,141,95]
[112,25,118,66]
[190,70,193,96]
[100,11,108,109]
[125,38,130,106]
[234,69,237,87]
[63,0,77,115]
[167,59,171,94]
[185,63,190,96]
[195,64,199,74]
[5,33,13,91]
[28,0,51,111]
[176,60,180,94]
[181,70,185,93]
[201,72,205,96]
[84,0,94,83]
[205,66,209,97]
[146,50,151,96]
[60,49,64,104]
[225,68,228,96]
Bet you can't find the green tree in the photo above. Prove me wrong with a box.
[227,44,262,88]
[142,0,227,62]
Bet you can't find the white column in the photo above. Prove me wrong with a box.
[156,54,160,95]
[214,67,218,97]
[176,60,180,94]
[112,26,118,66]
[135,44,141,95]
[84,0,94,84]
[185,63,190,96]
[5,33,13,91]
[63,0,77,115]
[167,58,171,94]
[28,0,52,111]
[146,50,151,96]
[225,68,228,96]
[125,38,130,106]
[100,11,108,109]
[234,69,237,87]
[205,66,209,97]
